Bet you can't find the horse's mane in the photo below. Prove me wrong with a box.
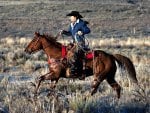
[40,33,62,47]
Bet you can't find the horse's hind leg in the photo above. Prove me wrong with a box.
[106,77,121,99]
[91,79,100,95]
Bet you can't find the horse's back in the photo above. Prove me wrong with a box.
[94,50,116,64]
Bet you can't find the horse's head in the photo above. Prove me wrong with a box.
[25,32,43,54]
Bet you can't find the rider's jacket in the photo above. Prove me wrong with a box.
[63,19,90,45]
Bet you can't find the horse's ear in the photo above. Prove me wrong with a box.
[35,32,40,36]
[55,32,60,40]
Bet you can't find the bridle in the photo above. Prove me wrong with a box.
[29,36,41,54]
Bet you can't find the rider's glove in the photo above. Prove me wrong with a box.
[77,31,83,36]
[59,30,64,35]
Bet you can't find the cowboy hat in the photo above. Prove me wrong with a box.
[66,11,83,18]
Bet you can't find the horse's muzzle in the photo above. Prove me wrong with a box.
[24,48,32,54]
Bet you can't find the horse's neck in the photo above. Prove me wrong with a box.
[42,39,62,59]
[44,46,62,59]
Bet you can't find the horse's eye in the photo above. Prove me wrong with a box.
[32,38,36,42]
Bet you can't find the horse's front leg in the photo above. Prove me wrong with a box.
[34,72,53,94]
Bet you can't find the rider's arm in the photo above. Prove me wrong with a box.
[61,26,72,36]
[62,30,71,36]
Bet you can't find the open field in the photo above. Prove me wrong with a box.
[0,0,150,38]
[0,0,150,113]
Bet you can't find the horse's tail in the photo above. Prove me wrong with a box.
[113,54,138,84]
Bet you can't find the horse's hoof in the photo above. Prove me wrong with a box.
[116,87,121,99]
[91,88,97,96]
[33,90,38,97]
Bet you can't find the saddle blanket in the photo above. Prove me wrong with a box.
[61,45,94,59]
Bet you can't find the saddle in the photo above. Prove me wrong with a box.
[61,43,93,79]
[62,43,93,59]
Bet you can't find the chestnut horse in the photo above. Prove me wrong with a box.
[25,32,138,98]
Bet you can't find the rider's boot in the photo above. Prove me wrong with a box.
[70,62,78,76]
[79,59,86,80]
